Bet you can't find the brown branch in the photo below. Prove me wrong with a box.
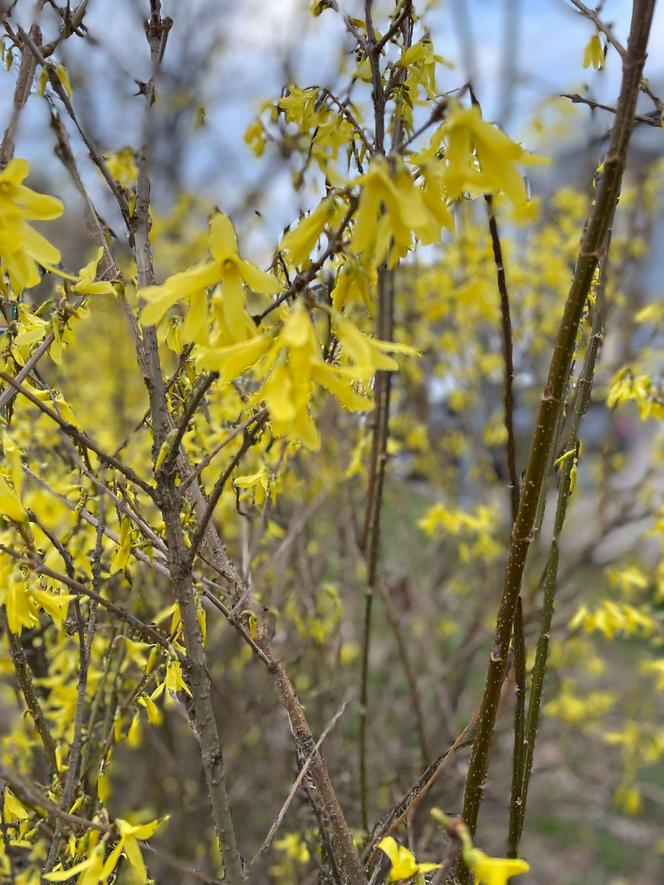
[0,23,39,167]
[356,0,400,833]
[562,92,662,125]
[160,372,219,475]
[0,543,171,649]
[43,501,102,873]
[132,6,243,875]
[180,408,269,493]
[0,761,108,834]
[364,712,479,872]
[374,0,414,54]
[483,193,519,520]
[187,413,268,564]
[3,617,58,775]
[16,27,131,220]
[479,179,527,858]
[568,0,627,58]
[250,699,348,869]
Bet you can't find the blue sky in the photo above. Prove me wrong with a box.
[2,0,662,249]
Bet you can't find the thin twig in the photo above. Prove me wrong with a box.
[0,544,170,648]
[160,372,218,474]
[364,712,479,872]
[0,372,154,496]
[253,198,357,323]
[187,413,268,563]
[562,92,662,126]
[251,699,348,868]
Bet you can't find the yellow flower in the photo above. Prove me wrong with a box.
[280,196,337,267]
[138,693,164,726]
[72,248,117,296]
[350,157,433,262]
[0,472,26,522]
[3,790,30,823]
[31,588,75,628]
[104,147,138,186]
[464,848,530,885]
[440,104,546,206]
[583,33,604,71]
[378,836,440,882]
[256,305,379,450]
[164,658,192,697]
[234,466,269,492]
[98,817,164,883]
[140,212,279,345]
[334,315,418,382]
[331,259,373,313]
[198,333,273,382]
[44,845,106,883]
[0,158,63,290]
[419,162,455,241]
[258,305,322,450]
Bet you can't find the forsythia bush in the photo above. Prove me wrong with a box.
[0,1,661,883]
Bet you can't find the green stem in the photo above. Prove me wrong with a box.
[508,243,609,855]
[459,0,655,856]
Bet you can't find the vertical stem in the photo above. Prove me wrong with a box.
[484,196,519,522]
[482,191,528,860]
[359,267,393,834]
[357,0,414,835]
[132,6,243,878]
[460,0,655,858]
[0,24,39,167]
[379,580,431,767]
[357,0,389,835]
[483,186,528,856]
[508,250,609,856]
[5,625,57,776]
[43,501,103,872]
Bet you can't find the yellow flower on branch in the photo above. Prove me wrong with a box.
[72,248,117,297]
[198,332,273,382]
[280,196,337,267]
[463,847,530,885]
[99,817,164,883]
[253,304,377,450]
[0,472,27,523]
[378,836,440,882]
[3,790,30,823]
[331,258,374,313]
[0,158,63,291]
[44,844,107,883]
[440,104,546,206]
[140,212,279,345]
[31,588,75,628]
[104,147,138,186]
[334,315,418,382]
[350,157,435,263]
[583,33,605,71]
[257,304,322,450]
